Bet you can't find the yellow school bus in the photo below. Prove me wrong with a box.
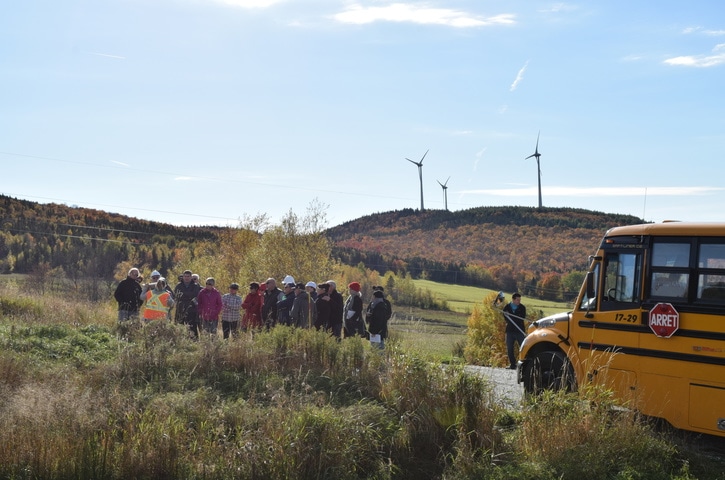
[518,222,725,437]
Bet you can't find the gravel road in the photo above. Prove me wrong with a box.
[465,365,524,407]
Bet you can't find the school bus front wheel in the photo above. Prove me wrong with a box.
[520,350,576,396]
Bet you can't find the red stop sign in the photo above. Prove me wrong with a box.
[649,303,679,338]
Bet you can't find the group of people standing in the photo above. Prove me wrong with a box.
[114,268,392,348]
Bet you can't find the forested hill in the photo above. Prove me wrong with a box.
[2,194,643,298]
[327,206,643,292]
[0,194,218,275]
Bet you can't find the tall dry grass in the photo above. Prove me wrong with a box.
[0,284,706,479]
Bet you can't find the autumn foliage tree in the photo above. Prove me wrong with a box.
[464,292,509,367]
[537,272,563,301]
[178,201,338,289]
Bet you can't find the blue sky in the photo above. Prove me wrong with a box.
[2,1,724,228]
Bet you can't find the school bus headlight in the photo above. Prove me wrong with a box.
[532,311,570,330]
[535,318,557,329]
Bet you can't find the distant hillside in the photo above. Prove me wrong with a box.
[0,194,218,277]
[1,194,644,299]
[327,206,643,293]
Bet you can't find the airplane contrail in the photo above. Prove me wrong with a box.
[85,51,126,60]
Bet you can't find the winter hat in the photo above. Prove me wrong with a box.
[151,270,161,278]
[348,282,361,292]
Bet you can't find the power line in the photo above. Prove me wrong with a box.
[2,227,158,247]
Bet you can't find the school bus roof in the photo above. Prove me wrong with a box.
[605,222,725,238]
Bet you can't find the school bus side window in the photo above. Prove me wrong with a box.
[650,241,690,299]
[601,252,641,310]
[697,243,725,301]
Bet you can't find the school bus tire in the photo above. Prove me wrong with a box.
[522,350,576,396]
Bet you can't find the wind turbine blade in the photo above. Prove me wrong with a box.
[420,149,429,164]
[444,176,450,186]
[406,158,419,166]
[525,153,535,160]
[534,131,540,154]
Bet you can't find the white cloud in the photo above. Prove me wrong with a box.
[214,0,284,8]
[664,43,725,67]
[174,176,195,181]
[459,186,723,197]
[110,160,129,167]
[510,60,529,91]
[683,26,725,36]
[332,3,515,28]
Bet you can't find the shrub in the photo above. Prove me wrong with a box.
[464,294,508,367]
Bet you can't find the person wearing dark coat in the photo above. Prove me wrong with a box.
[114,267,143,322]
[343,282,365,338]
[313,283,330,330]
[366,290,389,349]
[329,281,344,338]
[290,282,316,328]
[174,270,202,338]
[262,278,282,329]
[502,292,527,370]
[276,282,296,327]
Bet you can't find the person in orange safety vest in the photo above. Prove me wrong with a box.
[142,278,175,321]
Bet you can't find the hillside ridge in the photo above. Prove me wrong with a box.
[2,194,643,294]
[327,206,644,291]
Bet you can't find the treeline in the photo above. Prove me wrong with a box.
[329,206,642,233]
[1,194,644,302]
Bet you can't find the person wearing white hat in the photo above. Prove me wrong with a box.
[305,281,318,301]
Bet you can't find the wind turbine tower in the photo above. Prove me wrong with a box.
[437,176,450,211]
[525,132,543,208]
[406,149,428,211]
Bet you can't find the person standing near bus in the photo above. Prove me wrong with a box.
[502,292,527,370]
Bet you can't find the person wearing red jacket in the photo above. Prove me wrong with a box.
[241,282,263,331]
[197,277,223,337]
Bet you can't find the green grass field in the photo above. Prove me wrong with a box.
[411,278,572,316]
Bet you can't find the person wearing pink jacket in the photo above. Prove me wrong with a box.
[197,277,223,337]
